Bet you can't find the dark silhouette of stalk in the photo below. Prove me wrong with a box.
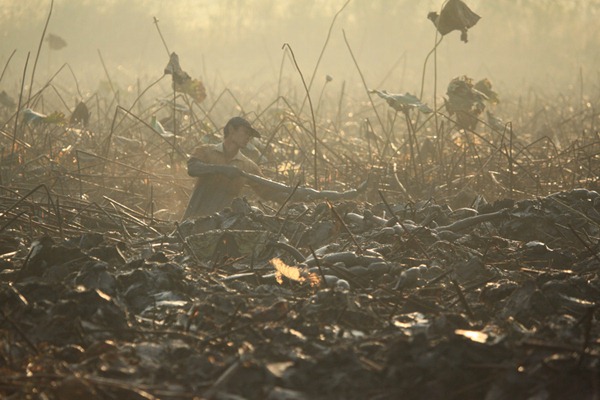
[102,74,166,160]
[0,184,60,229]
[315,76,332,117]
[152,16,176,165]
[0,210,28,234]
[508,122,514,196]
[335,80,346,131]
[0,49,17,84]
[104,106,120,160]
[568,224,600,264]
[402,108,423,182]
[113,106,187,158]
[309,246,329,289]
[75,150,83,199]
[97,49,119,103]
[153,16,171,57]
[277,47,290,104]
[275,181,301,217]
[433,30,441,139]
[299,0,350,114]
[27,0,53,106]
[11,52,30,170]
[377,189,398,223]
[342,30,387,156]
[451,279,474,320]
[282,43,319,190]
[171,80,177,167]
[65,63,83,99]
[327,200,363,254]
[0,309,39,355]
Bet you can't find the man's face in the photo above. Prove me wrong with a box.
[230,125,253,147]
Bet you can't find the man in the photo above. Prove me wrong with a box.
[182,116,368,219]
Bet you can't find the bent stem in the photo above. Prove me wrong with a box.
[299,0,350,115]
[342,30,387,157]
[27,0,54,106]
[282,43,319,190]
[402,109,423,183]
[419,35,444,102]
[0,49,17,84]
[11,52,30,179]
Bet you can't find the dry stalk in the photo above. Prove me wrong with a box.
[0,49,17,84]
[282,43,319,190]
[27,0,53,106]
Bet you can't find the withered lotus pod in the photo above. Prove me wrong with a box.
[427,0,481,43]
[164,52,207,103]
[164,52,191,85]
[70,101,90,127]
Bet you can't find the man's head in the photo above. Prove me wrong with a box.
[224,117,261,139]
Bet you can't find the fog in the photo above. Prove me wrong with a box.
[1,0,599,109]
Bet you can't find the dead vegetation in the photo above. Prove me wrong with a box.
[1,1,600,399]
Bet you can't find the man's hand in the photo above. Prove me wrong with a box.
[187,158,243,179]
[187,158,206,177]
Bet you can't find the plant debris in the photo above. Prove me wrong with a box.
[1,3,599,398]
[164,52,207,104]
[428,0,481,43]
[445,75,495,130]
[1,181,599,398]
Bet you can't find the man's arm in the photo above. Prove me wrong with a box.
[187,158,242,179]
[244,172,372,202]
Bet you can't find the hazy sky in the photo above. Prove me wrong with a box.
[1,0,599,109]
